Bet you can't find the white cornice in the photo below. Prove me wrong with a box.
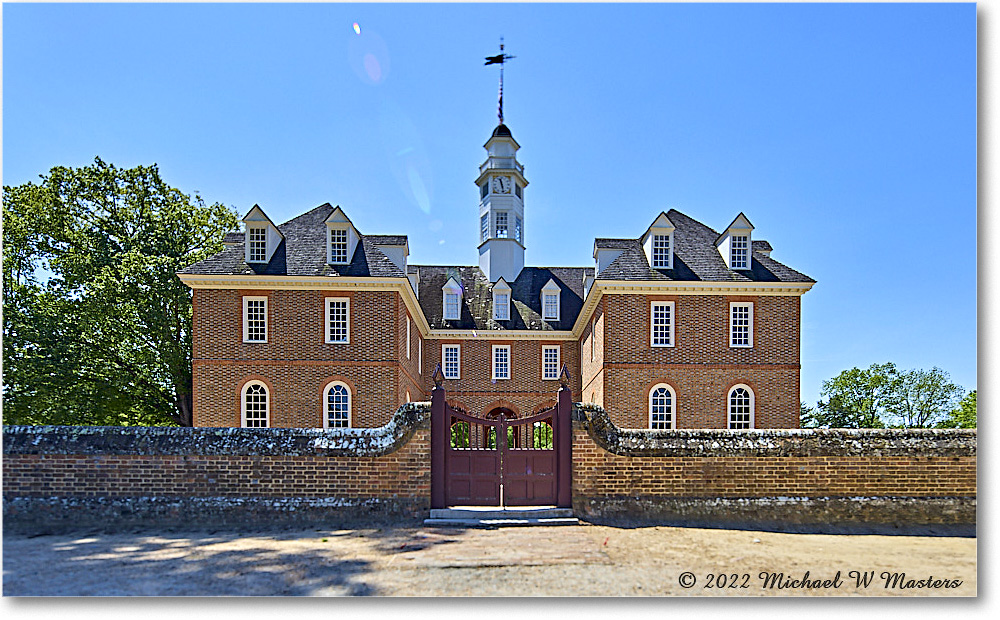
[427,329,575,341]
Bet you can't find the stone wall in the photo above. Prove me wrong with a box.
[3,403,431,533]
[571,404,977,530]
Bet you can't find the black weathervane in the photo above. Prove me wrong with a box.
[484,37,515,124]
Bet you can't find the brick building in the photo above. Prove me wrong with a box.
[178,122,814,430]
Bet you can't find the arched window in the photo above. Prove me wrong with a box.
[728,385,755,429]
[324,382,351,428]
[242,381,269,428]
[649,384,675,430]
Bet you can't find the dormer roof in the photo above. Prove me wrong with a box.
[714,212,754,246]
[442,276,463,293]
[641,211,677,241]
[242,205,285,239]
[541,278,561,293]
[492,277,512,293]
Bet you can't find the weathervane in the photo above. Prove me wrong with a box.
[484,37,515,124]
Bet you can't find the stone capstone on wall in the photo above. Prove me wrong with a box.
[572,403,976,457]
[3,402,431,458]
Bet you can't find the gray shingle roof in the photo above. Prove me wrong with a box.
[366,235,408,246]
[178,203,405,278]
[594,209,813,283]
[413,265,593,331]
[753,240,773,252]
[594,238,635,250]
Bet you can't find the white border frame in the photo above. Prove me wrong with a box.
[727,384,756,429]
[328,226,350,265]
[241,380,270,428]
[649,383,676,430]
[242,295,268,343]
[322,381,352,429]
[442,344,461,380]
[325,297,351,344]
[542,292,560,321]
[729,302,754,348]
[650,301,675,348]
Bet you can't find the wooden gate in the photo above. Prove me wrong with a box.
[430,365,573,508]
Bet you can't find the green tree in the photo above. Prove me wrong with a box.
[885,367,964,428]
[2,157,237,426]
[937,390,977,429]
[800,401,819,427]
[812,363,898,428]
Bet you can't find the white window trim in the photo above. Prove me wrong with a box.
[406,318,411,359]
[442,344,461,380]
[242,296,268,343]
[322,381,352,429]
[443,291,461,320]
[541,345,561,380]
[325,297,350,344]
[730,302,754,348]
[650,301,675,348]
[730,234,750,270]
[328,226,350,265]
[651,233,673,269]
[241,380,270,428]
[246,225,268,263]
[492,344,511,381]
[649,383,676,430]
[727,384,756,430]
[418,338,423,375]
[493,292,510,321]
[495,211,509,238]
[542,292,560,321]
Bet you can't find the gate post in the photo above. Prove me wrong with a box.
[430,365,446,509]
[556,364,573,508]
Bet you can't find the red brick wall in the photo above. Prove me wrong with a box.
[422,338,578,418]
[596,294,802,429]
[579,301,605,407]
[4,429,430,500]
[192,288,408,427]
[572,427,976,499]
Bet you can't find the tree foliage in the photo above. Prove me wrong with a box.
[805,363,972,429]
[937,390,977,429]
[2,158,237,426]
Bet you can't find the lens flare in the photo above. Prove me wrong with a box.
[353,22,361,35]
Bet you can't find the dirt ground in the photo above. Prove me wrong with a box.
[2,523,976,596]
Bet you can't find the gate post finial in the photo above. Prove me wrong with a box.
[559,362,570,388]
[432,363,444,388]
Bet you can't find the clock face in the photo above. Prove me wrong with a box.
[492,176,510,193]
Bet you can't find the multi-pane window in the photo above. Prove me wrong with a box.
[495,212,508,238]
[492,345,511,380]
[243,297,267,343]
[326,298,349,343]
[481,214,489,242]
[443,292,460,320]
[650,302,674,347]
[248,226,267,262]
[493,293,509,320]
[442,345,460,379]
[330,228,349,264]
[325,383,350,428]
[731,235,749,269]
[650,385,674,430]
[542,345,560,380]
[543,293,559,321]
[652,234,671,268]
[515,217,522,243]
[730,302,753,348]
[242,382,268,428]
[729,386,753,429]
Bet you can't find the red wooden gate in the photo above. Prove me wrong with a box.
[430,365,573,508]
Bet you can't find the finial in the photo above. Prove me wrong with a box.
[559,362,570,388]
[432,363,444,388]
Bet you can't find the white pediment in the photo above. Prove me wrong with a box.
[541,278,561,293]
[442,276,463,293]
[492,277,512,293]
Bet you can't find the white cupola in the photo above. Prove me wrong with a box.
[476,124,528,283]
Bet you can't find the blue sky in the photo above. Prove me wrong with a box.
[2,2,977,405]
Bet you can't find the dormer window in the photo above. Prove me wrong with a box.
[492,279,512,321]
[444,293,460,320]
[652,234,671,268]
[247,226,267,263]
[495,212,508,238]
[541,278,561,321]
[329,228,349,264]
[731,235,749,269]
[442,277,463,321]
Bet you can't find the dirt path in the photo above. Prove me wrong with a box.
[2,523,976,596]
